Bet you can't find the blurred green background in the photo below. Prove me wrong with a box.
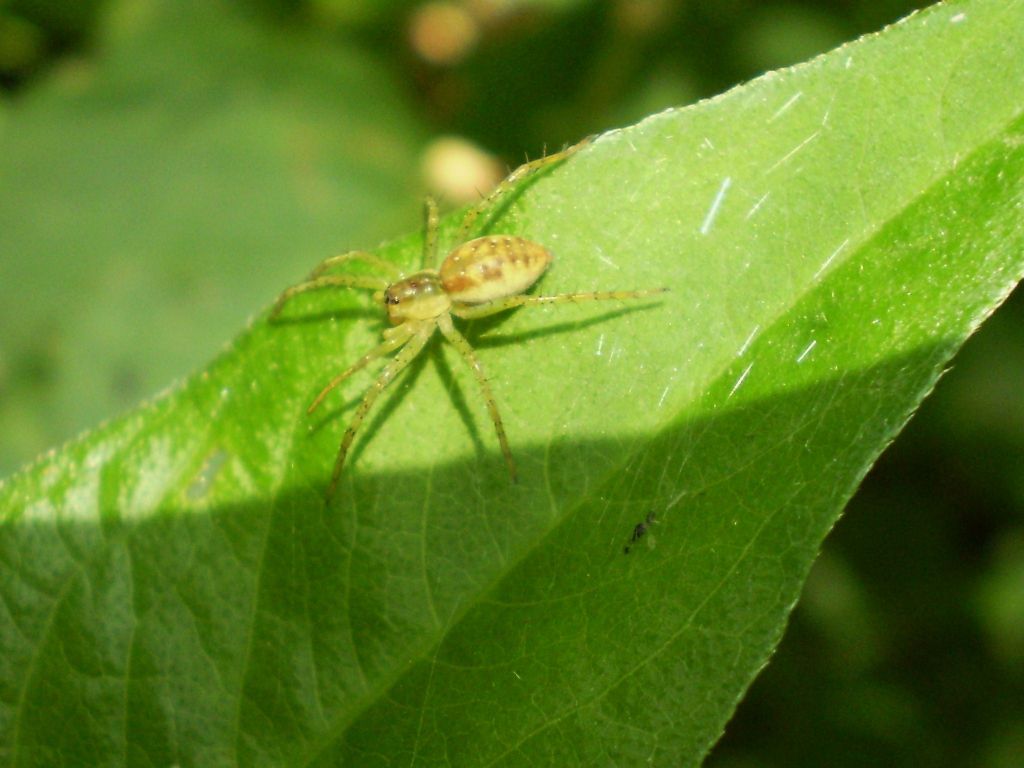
[1,0,1021,765]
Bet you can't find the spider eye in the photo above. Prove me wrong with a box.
[384,291,400,305]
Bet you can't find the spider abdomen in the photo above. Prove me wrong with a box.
[441,236,551,304]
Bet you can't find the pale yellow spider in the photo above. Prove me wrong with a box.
[272,140,664,496]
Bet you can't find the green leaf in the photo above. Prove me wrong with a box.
[3,0,1024,765]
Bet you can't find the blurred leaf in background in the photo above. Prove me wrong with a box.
[0,0,424,476]
[2,0,1023,766]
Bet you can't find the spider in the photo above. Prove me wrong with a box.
[272,139,665,496]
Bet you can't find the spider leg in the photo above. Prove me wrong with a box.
[307,324,416,414]
[271,274,389,319]
[327,323,434,497]
[308,250,400,281]
[451,288,666,321]
[457,137,591,242]
[422,197,440,269]
[437,314,517,482]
